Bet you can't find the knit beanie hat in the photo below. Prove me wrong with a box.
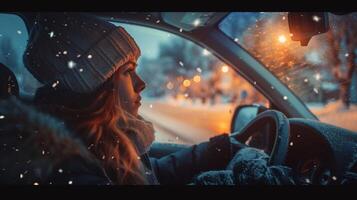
[23,12,141,94]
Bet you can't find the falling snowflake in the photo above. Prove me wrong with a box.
[282,16,286,20]
[253,81,257,85]
[345,53,349,57]
[332,176,337,181]
[179,61,184,67]
[87,143,94,150]
[77,54,81,58]
[297,134,301,138]
[313,88,319,94]
[68,180,73,185]
[49,31,55,38]
[42,150,45,155]
[52,80,60,88]
[216,148,221,152]
[271,86,275,90]
[17,30,22,34]
[305,178,311,183]
[179,28,183,32]
[137,156,141,160]
[202,49,211,56]
[63,51,68,55]
[156,20,160,24]
[145,171,151,175]
[193,19,200,26]
[20,174,23,179]
[67,60,76,69]
[315,73,321,80]
[289,142,294,146]
[312,15,320,22]
[79,68,84,72]
[184,93,189,98]
[0,115,5,119]
[304,78,309,83]
[58,169,63,173]
[87,54,93,59]
[149,104,153,108]
[111,156,115,160]
[234,38,239,42]
[64,23,68,27]
[102,155,106,160]
[283,96,288,100]
[33,182,39,185]
[196,67,202,73]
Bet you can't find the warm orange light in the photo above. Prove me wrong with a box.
[221,65,229,73]
[193,75,201,83]
[278,35,287,43]
[183,79,191,87]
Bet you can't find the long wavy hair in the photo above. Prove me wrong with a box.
[35,70,150,185]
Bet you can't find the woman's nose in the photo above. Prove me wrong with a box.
[133,73,146,93]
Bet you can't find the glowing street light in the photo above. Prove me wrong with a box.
[278,35,287,43]
[193,75,201,83]
[183,79,191,87]
[221,65,229,73]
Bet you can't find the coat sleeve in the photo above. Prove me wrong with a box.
[149,134,233,185]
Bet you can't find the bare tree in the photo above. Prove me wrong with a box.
[324,13,357,108]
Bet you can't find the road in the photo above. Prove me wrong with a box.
[139,100,235,145]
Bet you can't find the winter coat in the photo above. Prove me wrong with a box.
[0,97,110,185]
[0,97,234,185]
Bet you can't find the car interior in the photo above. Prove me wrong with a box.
[1,12,357,185]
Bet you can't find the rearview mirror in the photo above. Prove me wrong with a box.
[288,12,329,46]
[230,104,267,134]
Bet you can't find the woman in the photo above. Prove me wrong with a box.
[18,12,239,185]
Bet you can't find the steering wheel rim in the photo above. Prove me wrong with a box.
[233,110,290,165]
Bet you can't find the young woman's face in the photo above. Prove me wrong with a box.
[116,60,146,116]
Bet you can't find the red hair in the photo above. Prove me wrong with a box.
[36,71,149,185]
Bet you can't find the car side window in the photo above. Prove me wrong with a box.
[0,14,42,97]
[115,23,269,145]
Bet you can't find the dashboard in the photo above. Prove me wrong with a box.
[285,122,334,185]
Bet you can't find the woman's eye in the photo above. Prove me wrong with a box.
[124,69,133,75]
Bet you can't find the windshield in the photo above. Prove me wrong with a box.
[219,12,357,132]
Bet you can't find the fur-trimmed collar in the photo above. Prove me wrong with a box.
[0,97,103,185]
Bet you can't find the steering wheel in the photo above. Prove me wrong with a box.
[232,110,290,165]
